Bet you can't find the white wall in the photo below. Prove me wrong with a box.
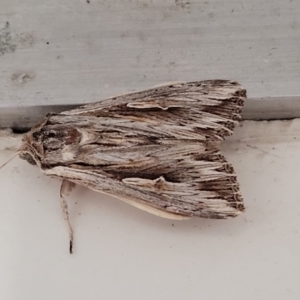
[1,120,300,299]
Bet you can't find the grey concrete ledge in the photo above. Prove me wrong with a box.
[1,96,300,131]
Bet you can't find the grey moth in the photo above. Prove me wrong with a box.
[2,80,246,252]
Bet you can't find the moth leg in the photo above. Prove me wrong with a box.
[60,179,76,254]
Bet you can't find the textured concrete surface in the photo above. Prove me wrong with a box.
[1,0,300,127]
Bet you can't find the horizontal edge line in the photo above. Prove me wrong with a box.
[1,96,300,130]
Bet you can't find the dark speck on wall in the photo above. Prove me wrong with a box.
[0,22,16,56]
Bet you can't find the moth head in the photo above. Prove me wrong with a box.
[17,114,81,167]
[15,130,45,168]
[17,115,50,166]
[5,117,50,169]
[0,132,36,169]
[0,129,41,170]
[18,141,38,165]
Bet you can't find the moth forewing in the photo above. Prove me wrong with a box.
[15,80,246,252]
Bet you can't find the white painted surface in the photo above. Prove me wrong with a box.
[1,120,300,300]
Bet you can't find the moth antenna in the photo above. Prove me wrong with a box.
[7,135,23,142]
[0,151,19,170]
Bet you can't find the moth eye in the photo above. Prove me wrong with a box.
[33,131,43,141]
[48,132,56,138]
[19,153,36,165]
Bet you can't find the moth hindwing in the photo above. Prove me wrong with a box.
[19,80,246,220]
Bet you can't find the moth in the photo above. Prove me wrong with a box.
[1,80,246,253]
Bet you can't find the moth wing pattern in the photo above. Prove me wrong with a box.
[21,80,246,219]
